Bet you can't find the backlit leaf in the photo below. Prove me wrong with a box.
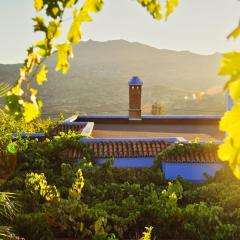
[165,0,179,20]
[219,103,240,137]
[33,16,47,33]
[83,0,104,13]
[219,52,240,77]
[137,0,162,20]
[34,0,43,12]
[35,39,51,57]
[26,52,40,69]
[67,8,92,44]
[67,8,83,44]
[229,78,240,101]
[55,43,73,74]
[218,137,240,178]
[47,20,61,39]
[23,102,40,123]
[36,65,48,85]
[63,0,78,8]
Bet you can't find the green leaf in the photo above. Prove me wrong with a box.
[165,0,179,20]
[34,0,43,12]
[23,102,41,123]
[47,20,61,39]
[63,0,78,8]
[229,78,240,101]
[55,43,73,74]
[83,0,104,13]
[32,16,47,33]
[67,8,92,44]
[35,39,51,57]
[7,143,18,154]
[219,52,240,77]
[138,0,162,20]
[5,94,24,120]
[36,64,48,85]
[45,2,62,19]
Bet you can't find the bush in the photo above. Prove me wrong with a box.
[1,129,240,239]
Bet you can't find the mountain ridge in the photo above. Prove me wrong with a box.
[0,40,225,117]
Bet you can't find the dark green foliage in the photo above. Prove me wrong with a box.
[15,213,54,240]
[1,128,240,240]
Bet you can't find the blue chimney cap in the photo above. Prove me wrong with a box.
[128,76,143,86]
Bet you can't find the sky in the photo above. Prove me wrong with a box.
[0,0,240,64]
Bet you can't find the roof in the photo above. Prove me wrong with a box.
[64,140,221,163]
[89,140,172,158]
[163,150,220,163]
[65,140,173,159]
[161,143,220,163]
[128,76,143,86]
[49,123,85,136]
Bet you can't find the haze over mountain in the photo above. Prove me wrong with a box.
[0,40,226,118]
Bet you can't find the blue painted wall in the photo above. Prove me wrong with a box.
[97,157,155,167]
[162,162,224,182]
[97,158,224,182]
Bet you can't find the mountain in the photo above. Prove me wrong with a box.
[0,40,226,118]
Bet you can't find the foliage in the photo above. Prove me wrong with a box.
[1,132,240,240]
[0,192,19,239]
[217,5,240,178]
[153,140,218,169]
[140,226,153,240]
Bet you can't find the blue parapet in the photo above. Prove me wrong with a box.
[81,137,182,143]
[11,133,46,138]
[162,162,225,182]
[128,76,143,86]
[97,157,155,167]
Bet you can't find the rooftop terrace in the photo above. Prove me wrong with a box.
[75,115,224,141]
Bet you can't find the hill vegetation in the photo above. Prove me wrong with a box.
[0,40,225,117]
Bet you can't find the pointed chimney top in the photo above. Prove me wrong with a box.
[128,76,143,86]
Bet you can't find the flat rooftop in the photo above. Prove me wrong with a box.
[74,115,224,141]
[92,123,222,141]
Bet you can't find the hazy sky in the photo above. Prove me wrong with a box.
[0,0,240,64]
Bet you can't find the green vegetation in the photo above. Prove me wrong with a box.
[0,116,239,239]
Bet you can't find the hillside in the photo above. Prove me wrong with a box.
[0,40,226,117]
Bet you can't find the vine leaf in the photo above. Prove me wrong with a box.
[229,79,240,101]
[34,0,44,12]
[165,0,179,20]
[83,0,104,13]
[55,43,73,74]
[64,0,78,8]
[23,102,40,123]
[138,0,162,20]
[219,52,240,77]
[67,8,85,44]
[37,65,48,85]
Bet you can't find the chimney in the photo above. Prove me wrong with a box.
[128,76,143,120]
